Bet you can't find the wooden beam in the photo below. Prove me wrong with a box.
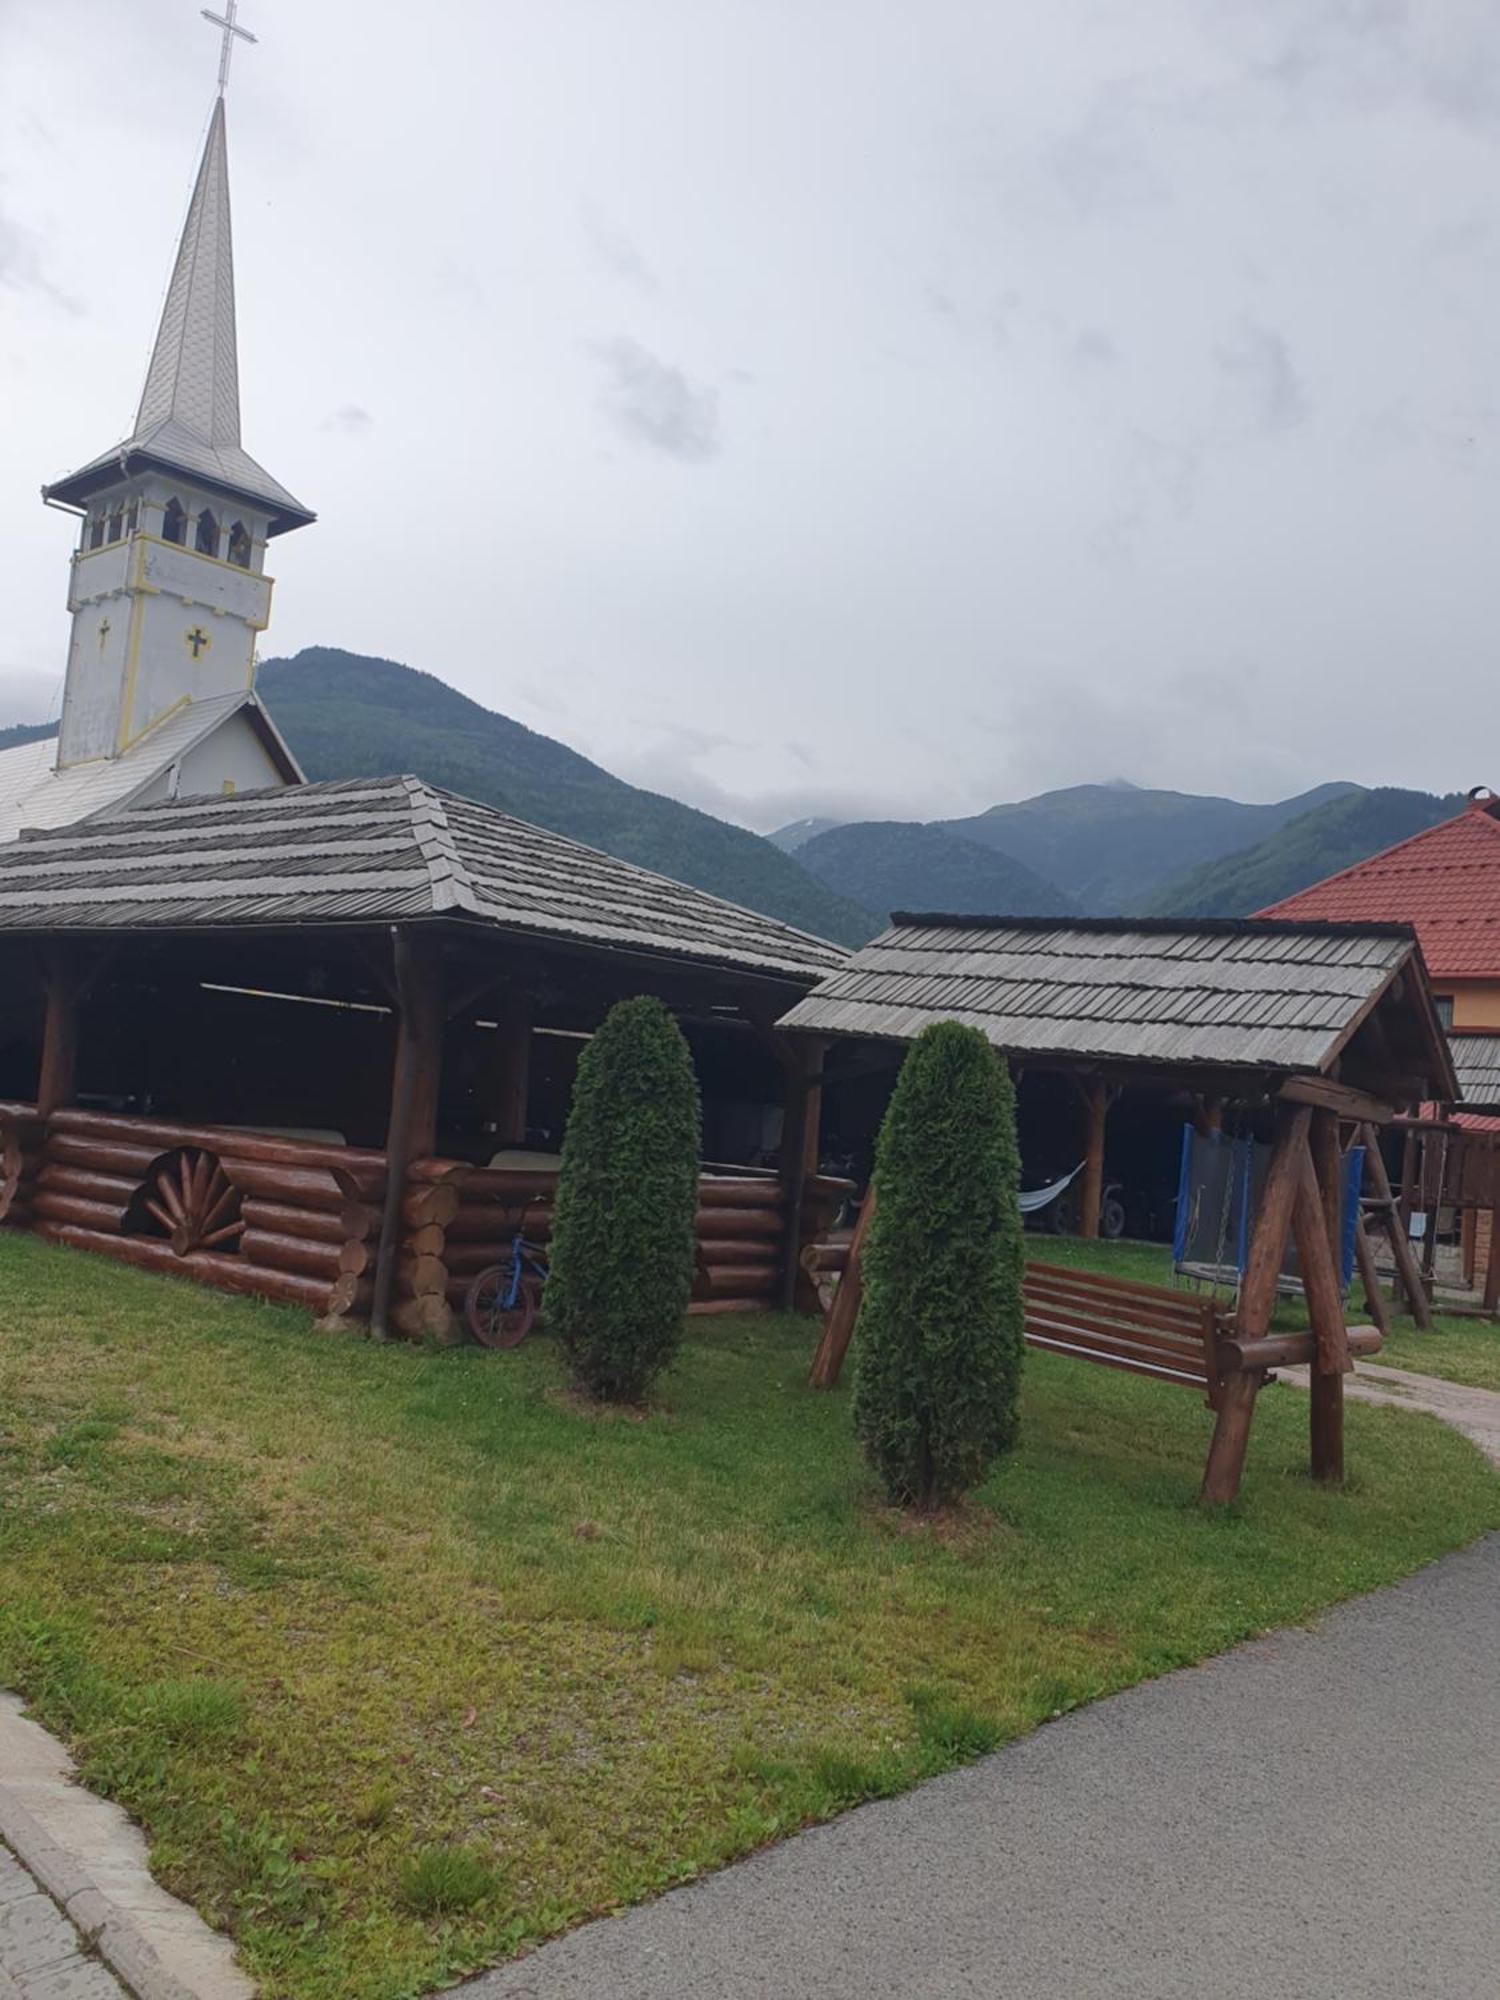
[1200,1369,1264,1506]
[777,1041,824,1311]
[487,998,533,1147]
[1359,1120,1432,1330]
[1353,1218,1391,1341]
[1078,1079,1110,1240]
[1293,1145,1351,1485]
[808,1183,875,1389]
[1310,1108,1343,1260]
[1236,1103,1311,1342]
[35,956,81,1122]
[1295,1144,1353,1378]
[1279,1074,1392,1126]
[1484,1195,1500,1321]
[372,928,446,1341]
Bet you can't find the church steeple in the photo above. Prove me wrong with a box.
[134,97,243,454]
[41,8,313,773]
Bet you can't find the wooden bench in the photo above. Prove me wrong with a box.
[805,1233,1381,1501]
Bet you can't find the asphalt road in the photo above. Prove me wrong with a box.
[463,1534,1500,2000]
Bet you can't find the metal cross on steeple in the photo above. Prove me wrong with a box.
[201,1,257,97]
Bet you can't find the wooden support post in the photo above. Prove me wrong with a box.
[1078,1078,1110,1239]
[1310,1109,1342,1260]
[1359,1121,1432,1330]
[35,946,86,1121]
[777,1038,824,1312]
[1353,1218,1391,1340]
[1484,1193,1500,1321]
[372,928,446,1341]
[808,1183,875,1388]
[1237,1103,1311,1339]
[1201,1368,1265,1506]
[488,998,532,1147]
[1396,1123,1418,1236]
[1192,1094,1224,1138]
[1421,1129,1447,1282]
[1293,1144,1351,1486]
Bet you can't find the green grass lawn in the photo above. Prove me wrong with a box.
[1,1230,1497,2000]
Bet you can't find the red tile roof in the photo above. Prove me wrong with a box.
[1259,791,1500,979]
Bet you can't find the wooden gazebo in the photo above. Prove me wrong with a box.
[0,777,850,1336]
[778,914,1457,1498]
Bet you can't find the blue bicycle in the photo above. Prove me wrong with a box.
[464,1197,550,1348]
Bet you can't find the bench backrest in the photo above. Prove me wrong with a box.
[1023,1260,1226,1405]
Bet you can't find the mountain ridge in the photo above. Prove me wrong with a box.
[796,820,1079,924]
[256,649,876,946]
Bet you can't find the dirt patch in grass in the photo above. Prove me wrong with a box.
[0,1230,1496,1999]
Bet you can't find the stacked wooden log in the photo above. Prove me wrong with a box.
[0,1101,42,1229]
[425,1165,854,1321]
[14,1111,854,1339]
[418,1164,556,1322]
[30,1110,392,1320]
[689,1174,786,1312]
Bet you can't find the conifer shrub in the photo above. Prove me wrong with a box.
[543,995,702,1403]
[851,1020,1024,1509]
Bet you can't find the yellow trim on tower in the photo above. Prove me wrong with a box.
[114,580,149,755]
[118,692,193,756]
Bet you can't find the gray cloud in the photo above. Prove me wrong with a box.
[320,404,374,434]
[0,197,78,311]
[5,0,1498,825]
[582,208,658,293]
[592,338,721,461]
[1215,321,1308,432]
[1218,0,1500,129]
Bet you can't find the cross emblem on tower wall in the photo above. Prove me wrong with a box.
[186,626,210,660]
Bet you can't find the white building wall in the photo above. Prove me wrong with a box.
[130,710,288,806]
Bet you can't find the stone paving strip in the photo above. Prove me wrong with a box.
[1278,1359,1500,1466]
[0,1841,126,1999]
[0,1696,252,2000]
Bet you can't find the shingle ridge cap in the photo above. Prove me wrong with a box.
[399,775,478,915]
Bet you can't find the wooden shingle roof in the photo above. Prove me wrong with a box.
[1449,1032,1500,1111]
[0,775,847,984]
[779,912,1455,1088]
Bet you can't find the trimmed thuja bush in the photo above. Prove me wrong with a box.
[544,994,702,1402]
[852,1020,1024,1510]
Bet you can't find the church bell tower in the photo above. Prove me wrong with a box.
[41,4,314,773]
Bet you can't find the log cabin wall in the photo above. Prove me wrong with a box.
[0,1100,43,1230]
[19,1109,393,1318]
[2,1105,852,1336]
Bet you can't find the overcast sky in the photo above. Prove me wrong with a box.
[2,0,1496,830]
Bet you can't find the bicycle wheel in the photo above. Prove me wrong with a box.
[465,1266,540,1349]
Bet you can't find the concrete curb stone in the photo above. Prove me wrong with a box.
[0,1794,198,2000]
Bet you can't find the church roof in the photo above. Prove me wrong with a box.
[0,775,848,985]
[42,101,313,537]
[1258,791,1500,980]
[0,693,302,845]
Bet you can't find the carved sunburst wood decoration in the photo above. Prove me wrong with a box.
[143,1148,244,1257]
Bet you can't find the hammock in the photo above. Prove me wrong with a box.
[1018,1161,1084,1216]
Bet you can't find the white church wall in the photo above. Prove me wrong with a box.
[132,711,288,806]
[57,475,274,768]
